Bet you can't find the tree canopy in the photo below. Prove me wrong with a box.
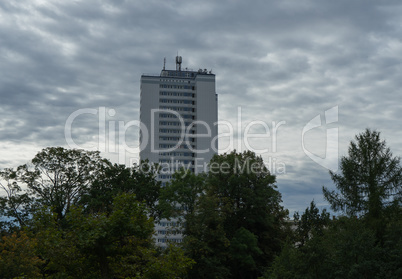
[0,132,400,278]
[323,129,402,237]
[323,129,402,216]
[0,147,192,278]
[266,129,402,279]
[161,150,289,279]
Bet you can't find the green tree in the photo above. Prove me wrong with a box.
[323,129,402,236]
[184,194,231,279]
[81,160,162,219]
[1,147,109,230]
[0,147,193,278]
[32,206,89,278]
[266,212,402,279]
[265,129,402,279]
[138,244,195,279]
[16,147,107,221]
[324,217,382,279]
[0,168,33,230]
[208,151,288,270]
[266,217,384,279]
[265,241,301,279]
[229,227,262,278]
[0,231,44,278]
[159,168,205,220]
[293,200,330,247]
[265,201,332,279]
[65,193,154,278]
[33,193,193,278]
[182,151,288,278]
[379,216,402,278]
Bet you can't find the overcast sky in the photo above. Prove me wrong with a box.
[1,0,401,215]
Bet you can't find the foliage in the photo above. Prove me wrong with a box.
[208,151,288,268]
[0,231,44,279]
[32,206,90,278]
[1,133,398,278]
[159,168,206,220]
[0,168,33,230]
[267,129,402,279]
[0,148,163,232]
[229,227,262,278]
[265,216,401,279]
[0,147,108,228]
[293,200,330,247]
[136,244,195,279]
[184,194,231,279]
[0,148,192,278]
[81,160,162,219]
[66,193,154,278]
[19,147,108,220]
[31,193,192,278]
[323,129,402,231]
[174,150,289,279]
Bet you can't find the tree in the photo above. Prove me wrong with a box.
[159,168,205,220]
[136,244,195,279]
[65,193,154,278]
[17,147,108,221]
[265,201,332,279]
[0,231,44,278]
[265,217,387,279]
[323,129,402,233]
[0,147,194,278]
[229,227,262,278]
[1,147,108,229]
[81,160,162,219]
[33,193,193,278]
[31,206,88,278]
[126,160,162,219]
[208,151,288,268]
[264,241,301,279]
[0,168,33,230]
[182,150,289,278]
[184,194,231,279]
[293,200,330,247]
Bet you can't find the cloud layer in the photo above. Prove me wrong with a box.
[1,0,401,215]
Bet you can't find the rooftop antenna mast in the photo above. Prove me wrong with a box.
[163,57,166,70]
[176,54,182,71]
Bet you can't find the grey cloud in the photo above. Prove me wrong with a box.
[1,0,401,214]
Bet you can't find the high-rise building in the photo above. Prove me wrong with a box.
[140,56,217,179]
[140,56,218,245]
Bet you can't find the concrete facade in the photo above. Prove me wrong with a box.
[140,57,218,245]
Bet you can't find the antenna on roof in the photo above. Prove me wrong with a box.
[163,57,166,70]
[176,55,182,71]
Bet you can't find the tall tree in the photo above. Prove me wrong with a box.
[208,151,288,267]
[0,231,44,278]
[81,160,162,219]
[184,194,231,279]
[0,168,33,229]
[265,217,389,279]
[17,147,107,220]
[323,129,402,232]
[31,194,193,279]
[159,168,205,221]
[293,200,330,247]
[183,150,288,278]
[0,147,109,230]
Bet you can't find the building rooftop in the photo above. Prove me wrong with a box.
[142,56,214,78]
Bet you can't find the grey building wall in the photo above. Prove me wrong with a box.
[139,58,218,246]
